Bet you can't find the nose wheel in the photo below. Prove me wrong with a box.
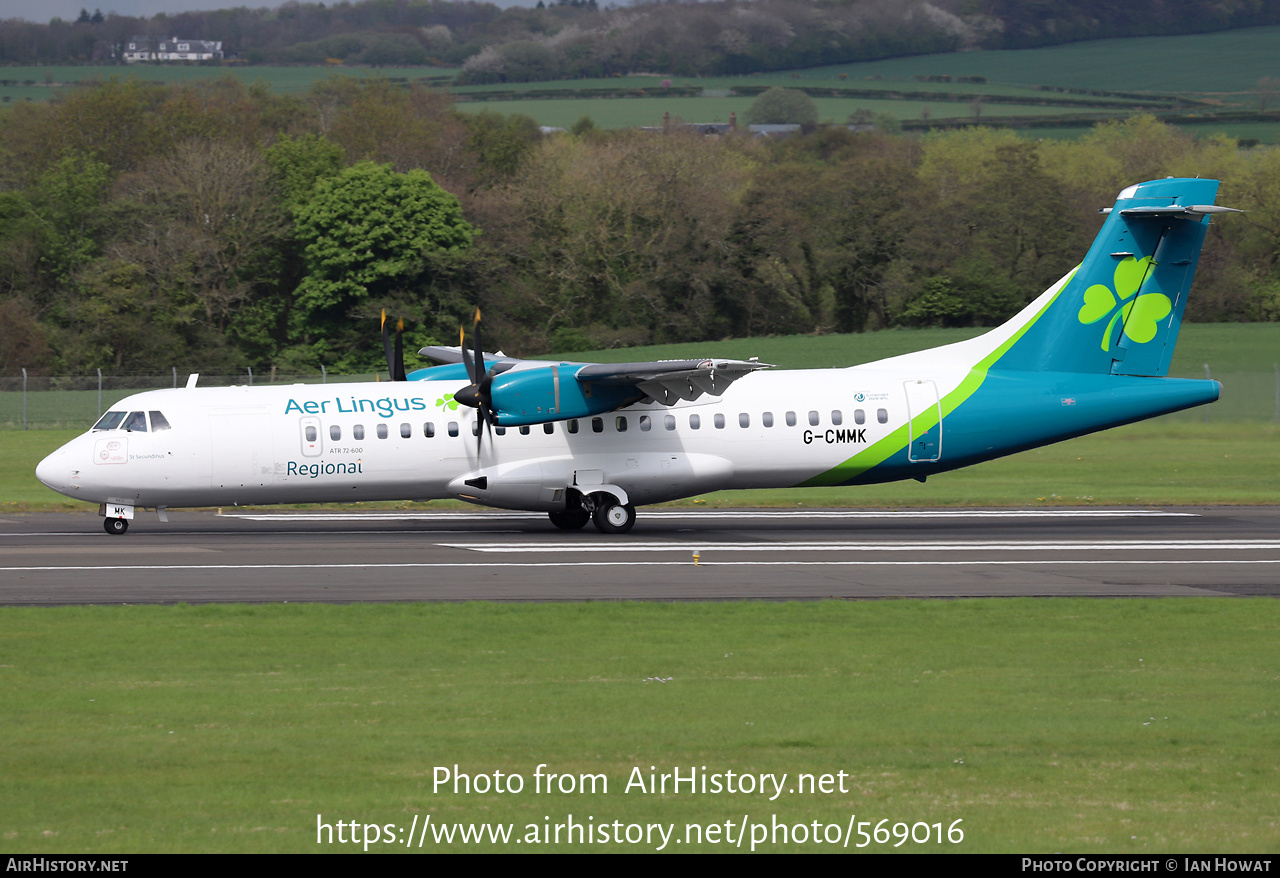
[104,517,128,535]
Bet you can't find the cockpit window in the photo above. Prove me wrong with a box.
[149,411,171,432]
[93,411,127,431]
[122,411,148,432]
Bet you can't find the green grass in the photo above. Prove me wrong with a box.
[454,95,1115,130]
[1,599,1277,852]
[560,323,1280,373]
[807,25,1280,96]
[0,65,456,104]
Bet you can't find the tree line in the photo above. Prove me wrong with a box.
[4,0,1280,76]
[0,75,1277,377]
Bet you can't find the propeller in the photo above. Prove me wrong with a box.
[381,310,407,382]
[454,308,498,455]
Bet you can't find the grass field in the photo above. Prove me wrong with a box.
[805,25,1280,96]
[6,26,1280,141]
[1,599,1277,853]
[559,323,1280,374]
[453,95,1118,130]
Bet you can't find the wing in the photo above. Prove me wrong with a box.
[415,346,773,426]
[575,358,772,404]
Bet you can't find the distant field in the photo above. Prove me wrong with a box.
[452,95,1110,129]
[807,25,1280,96]
[5,26,1280,140]
[0,64,455,103]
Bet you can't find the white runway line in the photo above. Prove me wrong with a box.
[219,509,1198,522]
[2,560,1278,572]
[441,539,1280,553]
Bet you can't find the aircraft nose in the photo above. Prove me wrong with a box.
[35,448,67,492]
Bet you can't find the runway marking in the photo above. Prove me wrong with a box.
[218,509,1198,521]
[0,546,215,555]
[0,530,522,539]
[441,539,1280,553]
[3,560,1278,572]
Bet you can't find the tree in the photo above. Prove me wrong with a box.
[291,162,475,367]
[745,87,818,125]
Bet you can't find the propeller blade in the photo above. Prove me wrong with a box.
[381,310,395,380]
[472,307,484,382]
[460,324,475,384]
[393,318,406,382]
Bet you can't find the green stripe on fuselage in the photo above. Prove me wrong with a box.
[797,279,1069,488]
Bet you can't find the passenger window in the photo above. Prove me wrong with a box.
[739,413,749,428]
[854,409,865,425]
[123,411,148,432]
[400,423,411,439]
[423,423,435,438]
[591,417,604,433]
[640,415,652,432]
[495,425,506,436]
[377,424,388,439]
[330,425,341,441]
[786,411,796,427]
[615,416,627,432]
[354,424,366,440]
[808,411,819,426]
[877,408,888,424]
[305,426,317,442]
[471,421,479,436]
[520,426,530,435]
[831,410,842,426]
[689,414,701,430]
[149,411,171,432]
[448,422,459,437]
[93,411,127,431]
[568,420,579,434]
[543,423,554,434]
[763,412,773,428]
[714,413,725,429]
[665,415,676,431]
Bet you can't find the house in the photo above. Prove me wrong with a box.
[123,37,224,63]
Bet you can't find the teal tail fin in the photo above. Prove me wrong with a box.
[996,178,1237,376]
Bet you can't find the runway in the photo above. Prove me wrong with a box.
[2,506,1278,604]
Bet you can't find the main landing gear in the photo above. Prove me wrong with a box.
[547,492,637,534]
[104,517,128,535]
[592,500,636,535]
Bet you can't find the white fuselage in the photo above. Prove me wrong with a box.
[34,368,927,511]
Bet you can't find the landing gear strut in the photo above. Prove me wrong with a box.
[104,517,128,535]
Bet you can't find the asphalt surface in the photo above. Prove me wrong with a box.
[1,506,1277,605]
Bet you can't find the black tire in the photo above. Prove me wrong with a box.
[592,501,636,535]
[548,509,590,530]
[104,517,128,535]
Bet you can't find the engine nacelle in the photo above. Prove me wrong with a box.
[489,365,640,426]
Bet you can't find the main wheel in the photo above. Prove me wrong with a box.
[592,501,636,535]
[548,509,590,530]
[104,517,128,535]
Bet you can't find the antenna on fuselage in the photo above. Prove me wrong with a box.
[186,374,199,389]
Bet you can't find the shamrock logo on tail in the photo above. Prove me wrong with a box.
[1077,256,1172,352]
[436,392,459,411]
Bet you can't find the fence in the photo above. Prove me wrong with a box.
[0,368,386,430]
[1,365,1278,430]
